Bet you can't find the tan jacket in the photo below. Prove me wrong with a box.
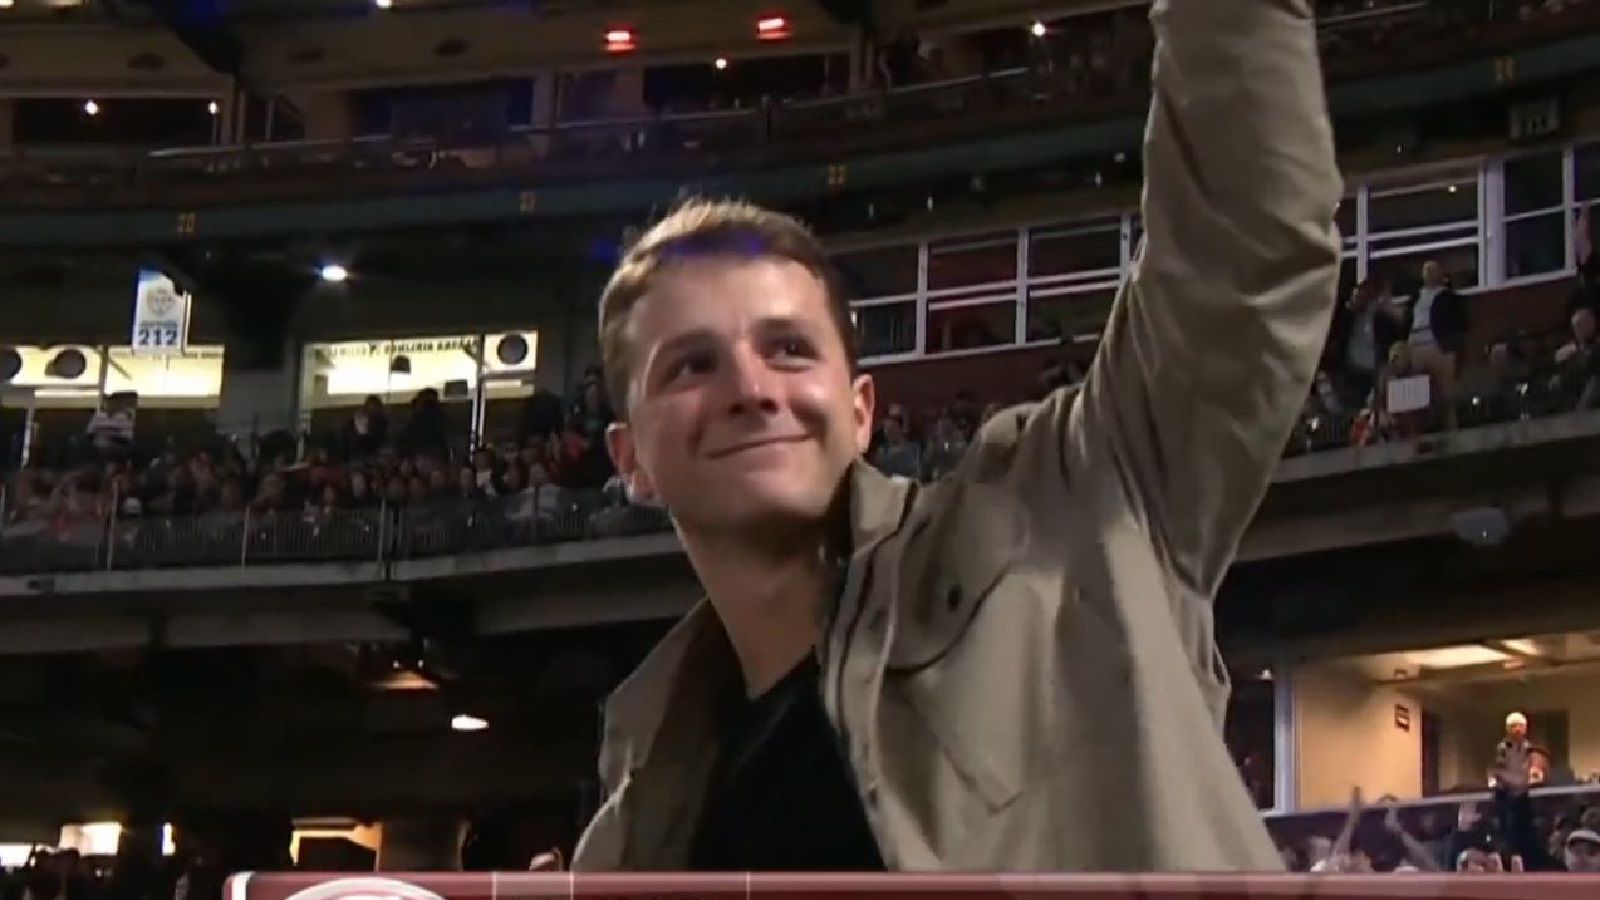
[574,0,1341,872]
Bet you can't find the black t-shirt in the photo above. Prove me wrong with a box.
[688,656,886,872]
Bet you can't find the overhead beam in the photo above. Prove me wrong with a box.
[130,0,244,77]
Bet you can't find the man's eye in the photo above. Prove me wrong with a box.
[772,338,815,359]
[667,352,716,380]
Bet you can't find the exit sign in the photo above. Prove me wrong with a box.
[1510,97,1562,141]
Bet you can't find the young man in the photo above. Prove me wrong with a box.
[574,0,1341,872]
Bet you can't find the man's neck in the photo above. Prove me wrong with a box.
[681,528,832,698]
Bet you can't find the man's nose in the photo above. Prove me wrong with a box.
[720,344,780,417]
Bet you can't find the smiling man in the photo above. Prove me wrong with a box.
[573,0,1341,872]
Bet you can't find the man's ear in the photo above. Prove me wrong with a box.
[850,372,876,455]
[606,421,655,501]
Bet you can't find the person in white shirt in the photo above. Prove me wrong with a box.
[1403,260,1467,429]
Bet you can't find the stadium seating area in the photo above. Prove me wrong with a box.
[2,246,1597,576]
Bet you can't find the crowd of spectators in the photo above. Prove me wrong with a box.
[1272,744,1600,873]
[5,216,1600,571]
[1304,209,1600,454]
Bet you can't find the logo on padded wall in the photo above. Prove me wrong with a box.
[282,877,447,900]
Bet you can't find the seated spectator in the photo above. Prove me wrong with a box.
[86,397,136,460]
[1553,307,1600,409]
[869,408,921,478]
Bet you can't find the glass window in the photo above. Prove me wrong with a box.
[1575,142,1600,204]
[1338,257,1358,307]
[926,231,1019,293]
[1371,243,1480,294]
[1225,675,1277,811]
[852,301,918,359]
[1367,173,1478,233]
[925,301,1017,353]
[1027,217,1122,279]
[1505,212,1568,280]
[1026,287,1116,344]
[1502,150,1564,217]
[104,346,224,403]
[1335,196,1357,245]
[831,243,919,299]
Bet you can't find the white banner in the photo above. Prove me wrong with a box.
[1387,373,1432,414]
[130,269,191,354]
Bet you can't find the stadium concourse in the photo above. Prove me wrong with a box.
[0,0,1599,888]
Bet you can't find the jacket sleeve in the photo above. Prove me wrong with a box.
[1062,0,1340,654]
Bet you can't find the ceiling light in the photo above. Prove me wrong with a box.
[206,101,219,115]
[82,100,100,116]
[0,1,16,9]
[714,57,728,70]
[1029,20,1047,37]
[604,28,635,52]
[450,713,488,732]
[373,0,392,8]
[756,15,790,40]
[318,263,349,283]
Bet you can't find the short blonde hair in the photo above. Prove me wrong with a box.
[597,198,857,417]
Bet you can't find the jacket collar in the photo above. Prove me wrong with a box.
[597,460,915,787]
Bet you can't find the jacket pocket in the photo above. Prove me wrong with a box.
[885,480,1024,672]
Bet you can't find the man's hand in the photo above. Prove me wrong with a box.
[1383,803,1404,835]
[528,849,565,871]
[1492,742,1533,795]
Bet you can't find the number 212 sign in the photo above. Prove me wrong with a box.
[131,269,192,353]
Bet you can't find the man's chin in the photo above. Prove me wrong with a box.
[677,488,832,537]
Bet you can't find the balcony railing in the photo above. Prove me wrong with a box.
[0,0,1588,210]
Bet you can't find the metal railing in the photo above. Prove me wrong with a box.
[0,0,1585,209]
[0,486,675,577]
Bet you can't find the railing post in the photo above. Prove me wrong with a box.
[103,482,120,572]
[239,505,252,567]
[376,500,388,563]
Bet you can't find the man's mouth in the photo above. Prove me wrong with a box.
[705,436,806,459]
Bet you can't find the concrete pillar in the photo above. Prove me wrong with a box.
[206,266,315,441]
[607,67,647,116]
[286,89,354,141]
[0,99,16,147]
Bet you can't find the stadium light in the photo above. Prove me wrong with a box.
[318,263,349,283]
[604,28,635,53]
[756,15,789,40]
[450,713,489,732]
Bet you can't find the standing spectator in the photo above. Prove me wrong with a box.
[1327,278,1404,410]
[1569,204,1600,319]
[1400,259,1468,429]
[342,395,389,460]
[402,388,451,460]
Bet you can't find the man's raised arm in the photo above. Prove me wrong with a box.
[1070,0,1342,601]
